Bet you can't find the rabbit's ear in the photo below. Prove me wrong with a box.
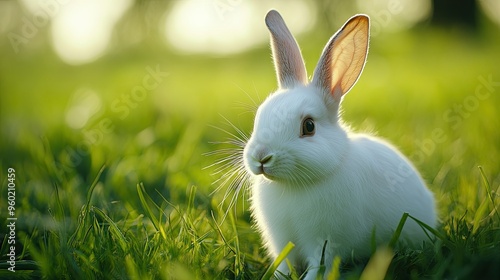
[265,10,307,89]
[312,15,369,102]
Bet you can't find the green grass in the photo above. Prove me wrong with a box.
[1,22,500,279]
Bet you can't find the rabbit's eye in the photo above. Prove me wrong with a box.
[301,118,315,137]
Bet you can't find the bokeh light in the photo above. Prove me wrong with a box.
[163,0,315,54]
[65,88,103,130]
[479,0,500,26]
[50,0,132,65]
[18,0,132,65]
[356,0,432,35]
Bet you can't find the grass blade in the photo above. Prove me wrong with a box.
[316,240,328,280]
[125,254,141,279]
[137,183,167,240]
[326,256,341,280]
[261,241,295,280]
[69,165,106,245]
[472,196,490,234]
[389,212,409,247]
[93,207,129,252]
[359,246,394,280]
[407,214,455,249]
[228,210,244,276]
[478,166,500,221]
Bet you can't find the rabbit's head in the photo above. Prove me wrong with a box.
[243,10,370,188]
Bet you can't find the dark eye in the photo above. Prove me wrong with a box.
[301,117,315,137]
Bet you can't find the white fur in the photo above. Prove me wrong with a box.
[242,10,437,279]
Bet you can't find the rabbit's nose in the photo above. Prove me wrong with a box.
[254,146,273,164]
[255,153,273,176]
[260,154,273,164]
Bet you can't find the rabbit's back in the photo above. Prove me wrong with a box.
[347,134,436,239]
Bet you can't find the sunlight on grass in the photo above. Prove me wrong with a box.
[359,247,394,280]
[261,241,295,280]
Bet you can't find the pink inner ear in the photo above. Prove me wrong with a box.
[331,84,344,101]
[312,15,369,102]
[331,26,369,96]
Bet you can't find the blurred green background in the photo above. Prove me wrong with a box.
[0,0,499,278]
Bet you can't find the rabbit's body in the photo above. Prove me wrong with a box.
[247,88,436,278]
[241,10,437,279]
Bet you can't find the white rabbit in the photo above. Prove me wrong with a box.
[242,10,437,279]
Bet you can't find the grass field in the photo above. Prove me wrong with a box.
[1,14,500,279]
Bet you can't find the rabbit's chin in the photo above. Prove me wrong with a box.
[250,170,324,190]
[258,174,279,184]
